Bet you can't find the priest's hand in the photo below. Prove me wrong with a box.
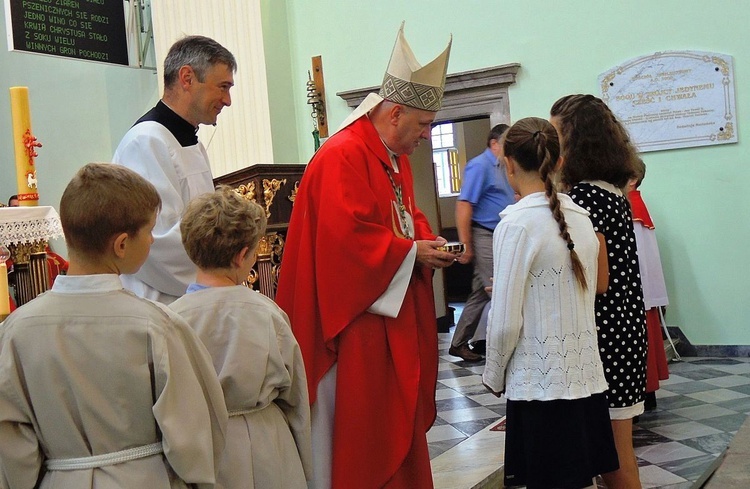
[415,238,458,269]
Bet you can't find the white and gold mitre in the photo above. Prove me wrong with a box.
[378,23,452,112]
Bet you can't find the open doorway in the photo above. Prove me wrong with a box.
[430,117,493,302]
[408,117,493,330]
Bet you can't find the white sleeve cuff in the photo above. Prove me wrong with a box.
[367,243,417,318]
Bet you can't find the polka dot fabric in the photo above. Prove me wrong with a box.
[569,182,647,409]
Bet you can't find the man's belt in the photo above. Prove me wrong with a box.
[471,222,495,232]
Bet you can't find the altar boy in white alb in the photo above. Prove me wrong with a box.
[170,187,312,489]
[0,164,227,489]
[113,35,236,304]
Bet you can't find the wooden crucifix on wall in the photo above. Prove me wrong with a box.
[307,55,329,150]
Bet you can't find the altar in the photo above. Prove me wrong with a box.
[0,206,64,309]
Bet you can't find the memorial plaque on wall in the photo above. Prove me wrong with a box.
[4,0,128,66]
[599,51,737,152]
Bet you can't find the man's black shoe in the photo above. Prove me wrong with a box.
[449,344,483,362]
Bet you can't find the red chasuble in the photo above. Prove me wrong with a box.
[276,115,438,488]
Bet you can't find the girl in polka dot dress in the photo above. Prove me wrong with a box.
[551,94,648,489]
[483,117,618,489]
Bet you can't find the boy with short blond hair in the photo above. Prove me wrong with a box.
[0,163,227,488]
[171,186,312,488]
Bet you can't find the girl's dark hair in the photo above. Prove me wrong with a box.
[503,117,587,290]
[550,94,638,189]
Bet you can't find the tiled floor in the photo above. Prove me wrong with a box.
[428,315,750,488]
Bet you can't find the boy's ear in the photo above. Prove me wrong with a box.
[112,232,129,259]
[232,246,251,268]
[626,178,639,192]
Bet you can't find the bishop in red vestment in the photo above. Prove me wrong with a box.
[276,24,454,489]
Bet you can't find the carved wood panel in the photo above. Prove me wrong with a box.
[214,164,305,299]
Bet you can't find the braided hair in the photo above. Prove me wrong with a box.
[503,117,588,290]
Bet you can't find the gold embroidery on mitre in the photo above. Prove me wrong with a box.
[380,75,445,112]
[377,22,451,112]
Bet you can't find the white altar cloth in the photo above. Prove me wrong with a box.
[0,206,63,245]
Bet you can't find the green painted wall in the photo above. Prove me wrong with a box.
[269,0,750,346]
[0,6,158,227]
[260,0,302,163]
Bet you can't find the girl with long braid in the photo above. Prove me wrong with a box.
[551,94,647,489]
[483,117,618,489]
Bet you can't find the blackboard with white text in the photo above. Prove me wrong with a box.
[5,0,129,66]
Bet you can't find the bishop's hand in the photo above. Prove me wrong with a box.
[415,237,458,269]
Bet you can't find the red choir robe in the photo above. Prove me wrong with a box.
[5,261,16,313]
[276,115,439,488]
[630,190,669,392]
[630,190,654,230]
[45,247,69,285]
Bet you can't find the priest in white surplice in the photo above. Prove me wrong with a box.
[113,35,236,304]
